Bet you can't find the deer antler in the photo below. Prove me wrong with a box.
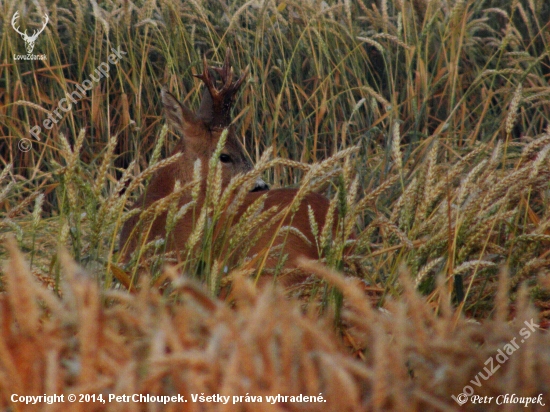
[11,11,26,37]
[195,49,249,128]
[30,13,49,40]
[11,11,48,41]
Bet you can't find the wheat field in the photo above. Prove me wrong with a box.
[1,0,550,410]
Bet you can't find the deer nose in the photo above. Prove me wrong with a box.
[251,177,269,192]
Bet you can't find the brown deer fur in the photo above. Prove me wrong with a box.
[119,50,334,287]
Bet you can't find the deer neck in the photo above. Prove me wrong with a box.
[142,145,196,206]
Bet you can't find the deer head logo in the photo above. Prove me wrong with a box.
[11,11,49,54]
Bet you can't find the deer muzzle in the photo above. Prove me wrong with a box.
[251,177,269,192]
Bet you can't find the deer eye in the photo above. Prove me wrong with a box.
[219,154,232,163]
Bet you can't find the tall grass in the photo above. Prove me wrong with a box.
[2,238,550,411]
[2,0,550,409]
[1,1,550,310]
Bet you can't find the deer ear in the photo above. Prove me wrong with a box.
[161,87,198,132]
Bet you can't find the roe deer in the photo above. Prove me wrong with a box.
[119,50,335,287]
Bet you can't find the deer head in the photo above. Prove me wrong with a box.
[11,11,49,54]
[161,50,268,192]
